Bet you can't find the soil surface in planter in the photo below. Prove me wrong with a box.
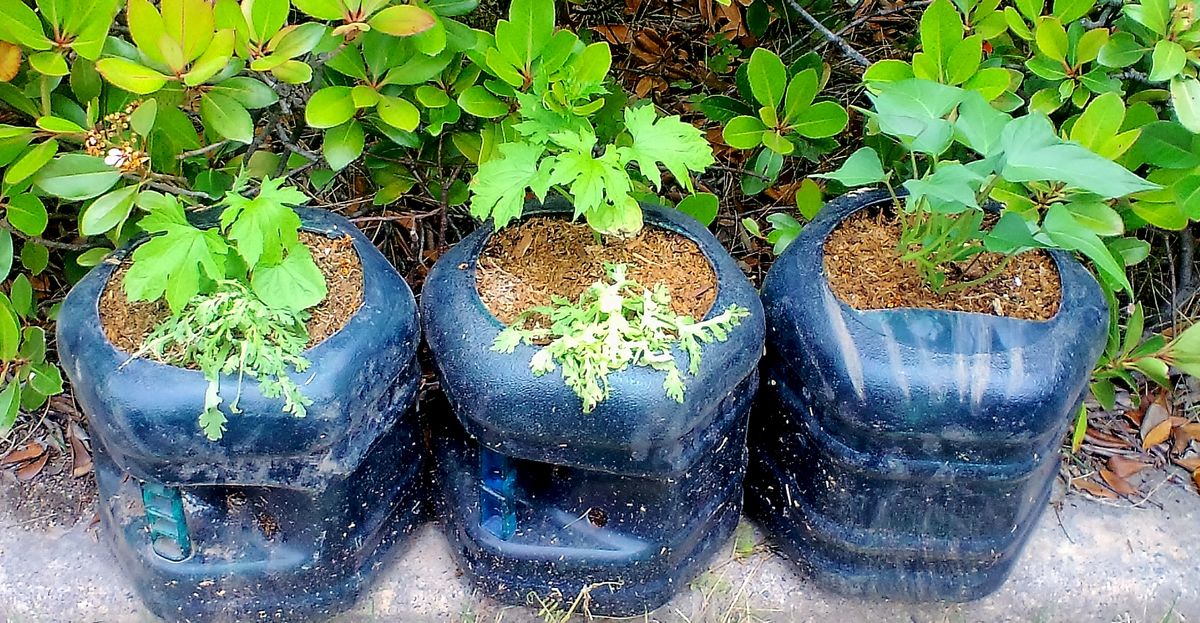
[99,232,363,354]
[477,217,717,325]
[824,211,1061,321]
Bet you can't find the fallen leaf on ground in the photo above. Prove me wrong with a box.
[1175,456,1200,472]
[1140,395,1171,447]
[1072,477,1118,498]
[68,421,92,478]
[15,451,48,481]
[1100,469,1139,496]
[1107,455,1150,479]
[1142,419,1172,449]
[1,442,45,465]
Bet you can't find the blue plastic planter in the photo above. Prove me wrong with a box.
[57,208,424,622]
[422,198,765,615]
[747,190,1109,601]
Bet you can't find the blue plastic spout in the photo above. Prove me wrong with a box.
[479,448,517,540]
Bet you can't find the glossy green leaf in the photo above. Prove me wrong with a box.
[6,194,47,237]
[377,96,420,131]
[4,139,58,186]
[747,48,787,109]
[32,154,120,201]
[323,120,364,171]
[95,58,170,94]
[200,92,253,143]
[369,5,436,36]
[1170,77,1200,134]
[0,0,51,50]
[305,86,356,129]
[1149,40,1186,82]
[675,192,719,227]
[80,185,139,236]
[722,115,766,150]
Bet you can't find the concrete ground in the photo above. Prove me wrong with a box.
[0,476,1195,623]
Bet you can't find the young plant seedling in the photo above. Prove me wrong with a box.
[817,78,1158,295]
[123,177,327,440]
[492,264,750,412]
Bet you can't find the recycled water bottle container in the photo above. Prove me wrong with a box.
[422,199,766,615]
[748,190,1109,601]
[57,208,425,622]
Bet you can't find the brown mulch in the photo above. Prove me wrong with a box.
[99,232,363,354]
[476,217,718,325]
[824,210,1062,321]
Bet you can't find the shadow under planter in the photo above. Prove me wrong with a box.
[421,198,765,616]
[747,189,1109,601]
[56,208,425,622]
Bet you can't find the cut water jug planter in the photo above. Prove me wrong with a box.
[422,198,765,615]
[56,207,424,622]
[748,190,1109,601]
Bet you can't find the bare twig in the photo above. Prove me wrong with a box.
[834,0,934,37]
[177,140,230,160]
[783,0,871,67]
[0,221,99,252]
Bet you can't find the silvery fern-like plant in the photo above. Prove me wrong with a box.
[492,264,749,412]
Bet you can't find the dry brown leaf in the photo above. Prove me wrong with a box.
[595,24,631,45]
[1107,455,1150,479]
[1140,396,1170,440]
[1193,469,1200,493]
[15,451,48,481]
[1142,418,1172,449]
[68,422,93,478]
[1175,456,1200,472]
[1,442,45,465]
[1100,469,1139,496]
[0,42,20,83]
[1073,477,1119,499]
[1085,429,1131,448]
[635,76,654,98]
[1177,422,1200,442]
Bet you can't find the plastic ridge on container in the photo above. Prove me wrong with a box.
[748,189,1109,602]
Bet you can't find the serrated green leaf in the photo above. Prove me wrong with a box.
[252,244,327,311]
[219,176,305,268]
[469,141,548,229]
[618,105,713,192]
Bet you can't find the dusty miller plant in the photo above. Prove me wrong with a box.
[492,264,749,412]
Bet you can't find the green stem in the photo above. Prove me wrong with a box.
[938,255,1013,293]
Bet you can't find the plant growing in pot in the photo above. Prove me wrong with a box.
[421,1,765,614]
[56,177,424,622]
[748,76,1157,601]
